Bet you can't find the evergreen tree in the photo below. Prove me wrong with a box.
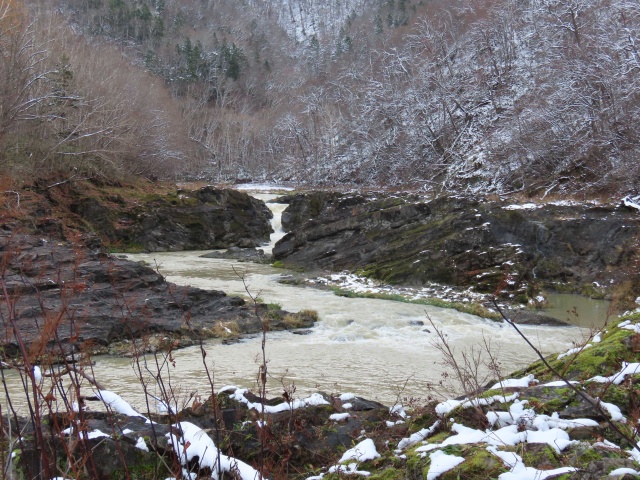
[154,0,165,15]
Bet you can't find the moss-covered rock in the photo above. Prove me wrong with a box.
[274,193,640,303]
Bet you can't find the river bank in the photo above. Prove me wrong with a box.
[2,179,640,479]
[6,311,640,479]
[272,191,640,312]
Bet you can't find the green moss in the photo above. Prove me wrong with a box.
[405,450,429,477]
[424,431,451,444]
[441,445,463,456]
[369,467,404,480]
[574,447,603,467]
[514,317,638,382]
[521,444,560,468]
[581,283,607,299]
[600,384,636,413]
[109,454,169,480]
[329,287,500,320]
[562,329,636,380]
[267,302,282,311]
[522,387,579,414]
[272,260,285,268]
[451,446,507,479]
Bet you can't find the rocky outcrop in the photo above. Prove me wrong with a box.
[278,190,343,232]
[274,192,640,298]
[200,246,269,262]
[74,186,274,252]
[0,234,316,358]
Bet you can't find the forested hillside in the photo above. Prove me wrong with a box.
[2,0,639,196]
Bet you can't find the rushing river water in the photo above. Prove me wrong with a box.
[2,191,595,414]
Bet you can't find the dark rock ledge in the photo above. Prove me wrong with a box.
[0,234,316,359]
[273,192,640,306]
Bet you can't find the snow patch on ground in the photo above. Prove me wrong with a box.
[426,450,464,480]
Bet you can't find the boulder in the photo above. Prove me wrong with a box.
[277,191,344,232]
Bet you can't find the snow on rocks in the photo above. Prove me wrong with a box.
[397,420,441,450]
[309,272,488,310]
[338,438,380,464]
[329,412,351,421]
[487,446,577,479]
[135,437,149,452]
[541,380,580,387]
[435,393,520,419]
[307,439,380,479]
[489,374,537,389]
[503,203,542,211]
[609,467,640,476]
[426,450,464,480]
[622,196,640,212]
[224,386,329,413]
[558,343,592,359]
[435,399,463,417]
[389,404,408,418]
[96,390,147,419]
[167,421,260,480]
[327,463,372,477]
[599,401,626,422]
[588,362,640,385]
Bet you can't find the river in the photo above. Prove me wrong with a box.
[96,191,586,408]
[1,191,593,414]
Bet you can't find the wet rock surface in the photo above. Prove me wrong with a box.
[274,192,640,297]
[0,234,315,358]
[199,246,269,262]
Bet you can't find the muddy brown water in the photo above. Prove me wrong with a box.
[1,191,593,414]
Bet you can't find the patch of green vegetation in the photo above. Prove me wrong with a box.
[405,451,430,479]
[521,444,560,468]
[600,383,638,413]
[520,387,580,414]
[329,287,500,320]
[109,455,169,480]
[267,302,282,311]
[281,310,317,328]
[547,281,578,294]
[424,431,451,444]
[441,445,463,456]
[562,330,636,380]
[369,467,404,480]
[210,321,241,338]
[272,260,285,268]
[514,316,638,382]
[407,409,439,433]
[574,447,604,468]
[279,309,320,329]
[453,446,507,478]
[581,283,607,299]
